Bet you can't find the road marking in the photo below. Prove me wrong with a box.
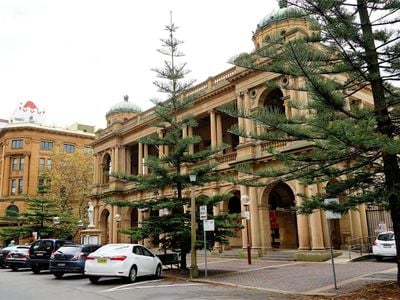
[102,279,164,292]
[103,282,204,292]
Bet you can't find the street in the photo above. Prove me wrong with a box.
[0,268,289,300]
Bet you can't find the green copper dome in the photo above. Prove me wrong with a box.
[106,95,141,117]
[256,5,306,31]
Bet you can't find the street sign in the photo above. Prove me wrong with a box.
[200,205,207,220]
[203,219,215,231]
[324,198,341,219]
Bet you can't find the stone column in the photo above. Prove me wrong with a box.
[120,146,126,174]
[359,204,369,239]
[240,185,249,249]
[349,208,362,240]
[216,112,223,152]
[210,110,217,149]
[259,200,272,253]
[158,131,164,158]
[114,146,120,173]
[143,144,148,175]
[236,93,245,144]
[296,182,311,250]
[244,90,254,140]
[307,184,325,250]
[138,143,143,175]
[188,126,194,154]
[1,156,10,197]
[111,148,115,173]
[22,155,30,194]
[138,209,144,245]
[249,186,261,250]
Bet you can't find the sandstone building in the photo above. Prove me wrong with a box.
[89,5,380,256]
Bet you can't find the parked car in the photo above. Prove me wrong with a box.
[49,244,102,278]
[27,239,71,274]
[5,245,31,271]
[84,244,162,284]
[0,246,18,268]
[372,231,396,261]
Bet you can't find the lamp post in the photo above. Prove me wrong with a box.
[189,174,199,279]
[241,195,252,265]
[115,213,121,243]
[77,220,84,243]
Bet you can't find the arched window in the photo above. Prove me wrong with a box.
[102,153,112,183]
[228,191,241,214]
[5,205,19,218]
[262,89,284,114]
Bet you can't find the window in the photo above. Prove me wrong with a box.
[39,158,45,170]
[12,158,18,171]
[20,158,24,170]
[84,147,93,154]
[18,179,23,194]
[47,158,52,170]
[10,179,16,195]
[40,141,53,150]
[64,144,75,153]
[11,139,23,149]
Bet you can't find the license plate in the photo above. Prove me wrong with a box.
[383,244,392,248]
[36,253,43,256]
[57,263,65,266]
[97,258,107,264]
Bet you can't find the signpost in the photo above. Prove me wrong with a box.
[200,206,214,278]
[324,198,341,290]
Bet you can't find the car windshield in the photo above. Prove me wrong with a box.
[56,246,81,255]
[378,232,394,241]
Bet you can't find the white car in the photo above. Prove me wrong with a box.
[372,231,396,261]
[84,244,162,283]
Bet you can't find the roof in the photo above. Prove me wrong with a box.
[106,95,141,117]
[256,6,307,31]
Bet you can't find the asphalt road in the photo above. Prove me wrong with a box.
[0,268,291,300]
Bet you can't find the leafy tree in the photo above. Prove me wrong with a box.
[0,197,75,241]
[46,150,93,219]
[222,0,400,281]
[111,16,242,270]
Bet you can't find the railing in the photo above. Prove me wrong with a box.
[261,141,288,152]
[215,152,237,163]
[348,236,374,259]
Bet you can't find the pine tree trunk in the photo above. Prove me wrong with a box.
[358,0,400,283]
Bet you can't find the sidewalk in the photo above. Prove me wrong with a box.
[162,252,397,298]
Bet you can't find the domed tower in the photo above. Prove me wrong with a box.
[106,95,142,127]
[252,0,314,49]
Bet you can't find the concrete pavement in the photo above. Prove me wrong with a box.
[163,252,397,298]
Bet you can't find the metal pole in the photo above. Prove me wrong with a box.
[204,224,207,278]
[246,206,251,265]
[327,219,338,289]
[190,185,198,279]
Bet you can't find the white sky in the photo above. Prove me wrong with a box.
[0,0,278,129]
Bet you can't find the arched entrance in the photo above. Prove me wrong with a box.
[223,190,242,248]
[100,209,110,244]
[267,182,298,249]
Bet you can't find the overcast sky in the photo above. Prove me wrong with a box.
[0,0,278,129]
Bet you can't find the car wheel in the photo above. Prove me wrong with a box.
[32,266,41,274]
[376,256,383,261]
[53,272,64,279]
[89,276,100,284]
[125,266,137,283]
[11,266,18,271]
[155,264,162,278]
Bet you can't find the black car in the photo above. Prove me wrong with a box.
[27,239,70,274]
[49,244,102,278]
[5,245,30,271]
[0,246,18,268]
